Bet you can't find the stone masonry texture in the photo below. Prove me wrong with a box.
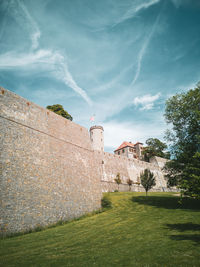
[0,87,102,236]
[94,151,171,193]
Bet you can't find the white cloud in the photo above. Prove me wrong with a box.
[0,49,93,106]
[103,119,167,151]
[133,93,161,110]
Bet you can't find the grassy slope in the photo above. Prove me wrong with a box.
[0,192,200,267]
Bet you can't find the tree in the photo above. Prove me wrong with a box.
[127,178,133,191]
[164,85,200,199]
[46,104,73,121]
[140,169,156,196]
[142,138,170,162]
[114,173,122,191]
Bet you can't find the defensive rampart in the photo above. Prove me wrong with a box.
[0,87,101,236]
[94,151,168,192]
[0,87,174,236]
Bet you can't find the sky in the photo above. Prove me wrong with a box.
[0,0,200,152]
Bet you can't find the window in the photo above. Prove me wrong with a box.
[118,151,120,155]
[122,149,125,153]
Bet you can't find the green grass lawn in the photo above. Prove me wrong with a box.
[1,192,200,266]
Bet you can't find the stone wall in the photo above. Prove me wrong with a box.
[0,88,102,236]
[0,87,176,236]
[94,151,168,192]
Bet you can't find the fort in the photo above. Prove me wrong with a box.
[0,87,173,236]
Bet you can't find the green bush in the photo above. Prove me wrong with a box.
[101,195,112,208]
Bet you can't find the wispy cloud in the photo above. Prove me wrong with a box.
[130,3,163,86]
[0,0,92,106]
[31,31,41,50]
[133,93,161,110]
[170,0,182,8]
[9,0,41,50]
[0,49,93,105]
[93,65,132,94]
[170,0,200,8]
[0,1,10,41]
[113,0,160,27]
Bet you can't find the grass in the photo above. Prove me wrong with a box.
[0,192,200,266]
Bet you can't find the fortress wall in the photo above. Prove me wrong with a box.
[0,88,101,236]
[95,152,167,192]
[0,88,92,150]
[149,156,168,168]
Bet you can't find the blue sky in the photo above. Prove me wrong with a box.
[0,0,200,152]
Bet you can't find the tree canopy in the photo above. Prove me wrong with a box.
[164,84,200,199]
[140,169,156,196]
[46,104,73,121]
[143,138,170,162]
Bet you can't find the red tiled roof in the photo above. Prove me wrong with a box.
[114,141,135,152]
[114,141,144,152]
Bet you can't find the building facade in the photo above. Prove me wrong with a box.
[114,141,144,160]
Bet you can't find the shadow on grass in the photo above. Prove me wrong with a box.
[166,223,200,245]
[166,223,200,232]
[132,196,200,211]
[169,234,200,245]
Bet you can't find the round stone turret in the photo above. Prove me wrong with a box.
[89,125,104,151]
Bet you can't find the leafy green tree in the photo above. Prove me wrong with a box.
[127,178,133,191]
[46,104,73,121]
[114,173,122,191]
[143,138,170,162]
[164,85,200,199]
[140,169,156,196]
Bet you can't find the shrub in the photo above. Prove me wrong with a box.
[114,173,122,191]
[101,195,112,208]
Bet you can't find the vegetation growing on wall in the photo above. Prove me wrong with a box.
[46,104,73,121]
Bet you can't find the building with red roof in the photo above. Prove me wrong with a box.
[114,141,144,159]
